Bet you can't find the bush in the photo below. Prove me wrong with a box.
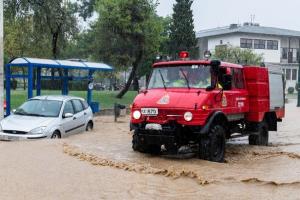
[288,87,295,94]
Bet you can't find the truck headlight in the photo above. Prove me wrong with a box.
[133,111,141,120]
[29,127,47,135]
[184,112,193,121]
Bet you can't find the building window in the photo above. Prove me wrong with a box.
[254,39,266,49]
[267,40,278,50]
[240,38,253,48]
[282,48,288,59]
[286,69,291,80]
[292,69,297,81]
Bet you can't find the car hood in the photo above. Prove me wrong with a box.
[1,114,57,132]
[133,89,209,109]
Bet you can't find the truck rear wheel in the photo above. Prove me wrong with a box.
[249,122,269,146]
[199,125,226,162]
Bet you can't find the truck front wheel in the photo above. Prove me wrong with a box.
[249,122,269,146]
[199,125,226,162]
[132,131,161,154]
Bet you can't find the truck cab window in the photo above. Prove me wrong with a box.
[233,68,245,89]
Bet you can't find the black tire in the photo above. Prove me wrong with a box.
[199,125,226,162]
[86,121,93,131]
[132,131,161,154]
[51,131,61,139]
[249,122,269,146]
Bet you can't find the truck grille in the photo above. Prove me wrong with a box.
[3,130,28,135]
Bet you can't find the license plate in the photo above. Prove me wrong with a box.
[145,123,162,131]
[0,135,20,141]
[141,108,158,116]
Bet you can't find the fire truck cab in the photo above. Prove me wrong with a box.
[130,52,285,162]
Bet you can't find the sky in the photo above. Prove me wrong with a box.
[157,0,300,32]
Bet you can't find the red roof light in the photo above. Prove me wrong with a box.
[179,51,189,59]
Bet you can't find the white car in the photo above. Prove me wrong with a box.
[0,95,94,141]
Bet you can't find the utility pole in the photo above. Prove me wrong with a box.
[0,0,4,118]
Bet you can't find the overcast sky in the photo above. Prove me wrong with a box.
[157,0,300,32]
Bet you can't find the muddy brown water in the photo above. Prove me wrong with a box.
[0,100,300,199]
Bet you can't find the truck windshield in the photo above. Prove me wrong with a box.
[148,65,212,89]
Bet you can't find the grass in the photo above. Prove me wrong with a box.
[7,90,138,110]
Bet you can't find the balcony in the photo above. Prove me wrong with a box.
[281,48,300,64]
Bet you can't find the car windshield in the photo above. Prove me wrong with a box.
[14,99,63,117]
[148,65,212,89]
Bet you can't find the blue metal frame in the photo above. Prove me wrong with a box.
[5,58,113,116]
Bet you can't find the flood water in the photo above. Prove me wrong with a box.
[0,99,299,199]
[62,99,300,199]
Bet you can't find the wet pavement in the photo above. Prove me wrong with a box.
[0,99,300,199]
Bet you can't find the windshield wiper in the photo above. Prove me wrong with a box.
[158,69,167,90]
[180,68,190,89]
[26,113,47,117]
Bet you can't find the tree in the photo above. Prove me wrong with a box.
[212,45,264,65]
[169,0,197,58]
[94,0,163,98]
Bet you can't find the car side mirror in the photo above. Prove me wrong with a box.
[12,109,16,113]
[63,113,74,118]
[223,74,232,90]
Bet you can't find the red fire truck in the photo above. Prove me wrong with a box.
[130,52,285,162]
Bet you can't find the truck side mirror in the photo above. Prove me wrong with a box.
[223,74,232,90]
[210,60,221,74]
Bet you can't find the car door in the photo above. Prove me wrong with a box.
[71,99,86,133]
[61,100,77,136]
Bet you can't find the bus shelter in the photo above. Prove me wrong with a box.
[5,57,114,115]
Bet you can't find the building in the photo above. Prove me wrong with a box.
[197,23,300,91]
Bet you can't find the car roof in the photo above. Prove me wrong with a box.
[31,95,85,102]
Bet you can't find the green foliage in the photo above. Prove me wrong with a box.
[295,83,299,92]
[169,0,197,57]
[4,0,78,60]
[212,45,264,65]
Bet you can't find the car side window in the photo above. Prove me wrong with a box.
[72,99,84,113]
[81,100,89,110]
[63,101,74,115]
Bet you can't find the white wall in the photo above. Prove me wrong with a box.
[207,34,282,63]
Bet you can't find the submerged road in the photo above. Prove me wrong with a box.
[0,99,299,199]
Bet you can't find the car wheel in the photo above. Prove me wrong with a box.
[199,124,226,162]
[51,131,61,139]
[86,121,94,131]
[249,122,269,146]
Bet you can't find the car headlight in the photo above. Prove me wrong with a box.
[184,112,193,122]
[133,110,141,120]
[29,127,47,135]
